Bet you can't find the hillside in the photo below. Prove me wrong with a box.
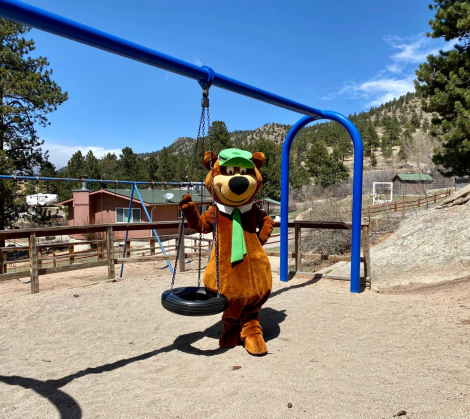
[323,186,470,291]
[139,91,436,177]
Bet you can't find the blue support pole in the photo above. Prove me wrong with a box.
[280,112,364,293]
[133,186,173,272]
[119,184,135,278]
[280,116,315,283]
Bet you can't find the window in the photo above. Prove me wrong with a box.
[178,207,183,219]
[199,204,209,213]
[116,208,140,223]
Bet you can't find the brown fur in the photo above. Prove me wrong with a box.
[179,151,274,355]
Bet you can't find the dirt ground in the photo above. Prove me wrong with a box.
[0,268,470,418]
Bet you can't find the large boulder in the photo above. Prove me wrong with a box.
[322,202,470,291]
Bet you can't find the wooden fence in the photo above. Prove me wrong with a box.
[361,189,452,217]
[0,220,371,294]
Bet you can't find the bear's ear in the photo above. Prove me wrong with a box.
[252,152,265,169]
[203,151,218,170]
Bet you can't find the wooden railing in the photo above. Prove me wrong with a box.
[360,189,452,217]
[266,221,371,288]
[0,220,371,294]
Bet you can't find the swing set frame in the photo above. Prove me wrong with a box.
[0,0,364,293]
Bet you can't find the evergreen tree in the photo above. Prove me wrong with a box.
[305,141,349,187]
[361,123,380,157]
[100,152,119,182]
[157,147,175,182]
[67,150,85,178]
[247,138,281,200]
[370,152,378,168]
[118,147,145,181]
[144,155,159,182]
[415,0,470,176]
[0,19,67,235]
[84,150,101,189]
[207,121,233,155]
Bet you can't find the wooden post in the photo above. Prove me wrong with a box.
[68,244,74,265]
[2,250,7,273]
[179,234,186,272]
[97,241,103,261]
[394,202,397,212]
[294,223,302,273]
[106,227,115,279]
[150,238,156,256]
[418,197,421,208]
[29,232,39,294]
[0,249,4,274]
[38,248,42,269]
[434,193,437,203]
[53,252,57,268]
[402,189,405,216]
[126,241,131,258]
[362,225,371,284]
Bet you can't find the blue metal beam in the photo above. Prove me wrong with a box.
[0,174,204,187]
[0,0,323,119]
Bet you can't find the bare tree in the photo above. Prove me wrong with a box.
[404,132,440,209]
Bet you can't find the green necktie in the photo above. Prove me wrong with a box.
[231,207,247,263]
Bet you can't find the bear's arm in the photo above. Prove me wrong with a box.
[254,204,274,246]
[185,203,215,234]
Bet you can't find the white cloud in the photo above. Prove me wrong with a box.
[339,75,415,107]
[43,141,122,169]
[328,33,453,107]
[193,57,202,66]
[383,33,453,73]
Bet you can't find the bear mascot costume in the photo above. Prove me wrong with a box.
[179,148,274,356]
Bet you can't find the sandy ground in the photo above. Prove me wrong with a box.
[0,270,470,419]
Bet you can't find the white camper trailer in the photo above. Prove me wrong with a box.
[26,193,58,206]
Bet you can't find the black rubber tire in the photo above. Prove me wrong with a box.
[161,287,228,317]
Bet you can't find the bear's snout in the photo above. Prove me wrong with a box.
[228,176,249,195]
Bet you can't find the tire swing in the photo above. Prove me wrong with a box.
[161,83,228,316]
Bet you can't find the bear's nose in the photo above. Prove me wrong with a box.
[228,176,249,195]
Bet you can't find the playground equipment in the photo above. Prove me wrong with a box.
[0,0,364,292]
[372,182,393,205]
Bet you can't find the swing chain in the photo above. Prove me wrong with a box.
[169,213,186,292]
[206,106,220,296]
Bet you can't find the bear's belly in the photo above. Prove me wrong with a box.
[203,230,272,301]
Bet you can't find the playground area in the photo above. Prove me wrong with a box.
[1,272,469,418]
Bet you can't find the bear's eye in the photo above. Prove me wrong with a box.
[226,166,234,175]
[240,168,247,175]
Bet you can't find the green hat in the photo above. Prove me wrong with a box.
[218,148,254,169]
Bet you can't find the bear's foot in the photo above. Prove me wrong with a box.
[244,334,268,356]
[219,330,241,348]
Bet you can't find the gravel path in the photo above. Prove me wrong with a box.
[1,272,469,418]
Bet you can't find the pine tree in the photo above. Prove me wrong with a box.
[67,151,85,178]
[370,152,378,168]
[118,147,145,181]
[305,141,349,187]
[144,155,159,182]
[84,150,101,189]
[0,19,67,236]
[157,147,175,182]
[415,0,470,176]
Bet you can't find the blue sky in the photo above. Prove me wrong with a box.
[22,0,450,168]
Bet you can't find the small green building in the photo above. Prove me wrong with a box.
[392,173,434,195]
